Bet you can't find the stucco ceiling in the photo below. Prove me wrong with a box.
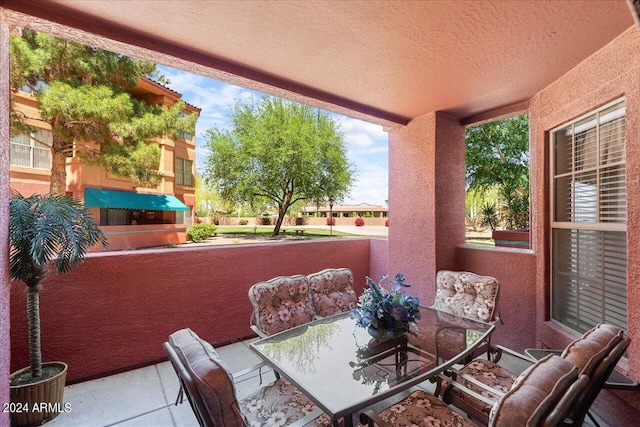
[1,0,636,126]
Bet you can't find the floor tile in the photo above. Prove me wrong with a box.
[47,365,166,427]
[110,408,175,427]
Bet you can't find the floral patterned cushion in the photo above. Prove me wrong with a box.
[307,268,357,317]
[249,275,315,336]
[433,270,499,322]
[358,390,476,427]
[239,378,333,427]
[442,359,518,424]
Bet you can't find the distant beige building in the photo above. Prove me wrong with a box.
[302,202,387,218]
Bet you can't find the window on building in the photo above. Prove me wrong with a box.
[179,112,194,141]
[551,99,627,334]
[10,129,53,169]
[176,206,193,226]
[176,158,194,187]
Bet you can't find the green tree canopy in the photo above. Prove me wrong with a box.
[10,28,197,193]
[466,114,530,229]
[203,96,355,235]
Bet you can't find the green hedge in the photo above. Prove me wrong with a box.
[187,223,217,242]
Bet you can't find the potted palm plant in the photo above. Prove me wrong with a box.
[9,192,106,426]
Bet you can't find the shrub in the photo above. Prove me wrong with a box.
[355,217,365,226]
[187,223,217,242]
[326,217,336,226]
[239,219,248,225]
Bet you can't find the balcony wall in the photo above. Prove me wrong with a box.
[93,224,188,252]
[9,239,371,382]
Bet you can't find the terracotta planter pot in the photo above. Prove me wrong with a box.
[492,229,530,249]
[9,362,68,427]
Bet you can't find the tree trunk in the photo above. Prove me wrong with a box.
[50,133,67,194]
[26,286,42,379]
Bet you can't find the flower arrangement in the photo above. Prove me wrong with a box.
[350,273,420,337]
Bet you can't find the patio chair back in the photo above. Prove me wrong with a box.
[164,328,244,427]
[566,335,631,426]
[433,270,500,362]
[489,354,587,427]
[307,268,357,317]
[433,270,500,322]
[248,274,315,337]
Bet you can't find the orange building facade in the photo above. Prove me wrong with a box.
[9,76,200,251]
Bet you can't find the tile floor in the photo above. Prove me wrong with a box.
[47,339,275,427]
[44,339,605,427]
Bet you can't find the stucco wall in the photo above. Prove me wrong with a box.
[1,18,11,427]
[369,238,389,284]
[529,27,640,379]
[456,246,537,352]
[388,112,466,304]
[9,239,370,382]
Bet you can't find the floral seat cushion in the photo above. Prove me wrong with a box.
[357,390,476,427]
[249,275,315,336]
[433,270,499,322]
[442,359,518,423]
[239,379,333,427]
[307,268,357,317]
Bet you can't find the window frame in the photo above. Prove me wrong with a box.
[175,157,194,187]
[549,98,627,335]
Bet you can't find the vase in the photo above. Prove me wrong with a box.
[367,325,406,340]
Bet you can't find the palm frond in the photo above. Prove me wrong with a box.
[9,192,106,282]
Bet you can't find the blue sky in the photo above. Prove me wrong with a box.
[157,65,389,206]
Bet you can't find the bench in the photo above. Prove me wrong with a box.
[294,229,305,236]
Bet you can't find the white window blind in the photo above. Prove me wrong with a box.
[551,100,627,334]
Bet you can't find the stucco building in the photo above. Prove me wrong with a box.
[2,2,640,425]
[9,76,200,251]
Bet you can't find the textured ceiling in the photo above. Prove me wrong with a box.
[1,0,635,126]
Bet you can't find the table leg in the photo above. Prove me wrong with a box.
[339,414,354,427]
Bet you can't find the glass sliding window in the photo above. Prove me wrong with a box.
[551,99,627,334]
[9,129,53,169]
[176,158,194,187]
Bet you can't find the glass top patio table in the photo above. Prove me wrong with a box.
[250,305,494,426]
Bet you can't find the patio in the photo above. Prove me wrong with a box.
[3,2,640,427]
[45,338,608,427]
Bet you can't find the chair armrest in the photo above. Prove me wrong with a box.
[438,373,499,406]
[232,361,268,381]
[250,324,269,339]
[493,345,536,363]
[359,408,392,427]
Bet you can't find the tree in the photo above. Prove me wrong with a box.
[203,96,354,235]
[9,193,106,381]
[466,114,530,230]
[9,28,197,193]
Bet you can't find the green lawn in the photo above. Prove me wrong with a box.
[216,225,354,237]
